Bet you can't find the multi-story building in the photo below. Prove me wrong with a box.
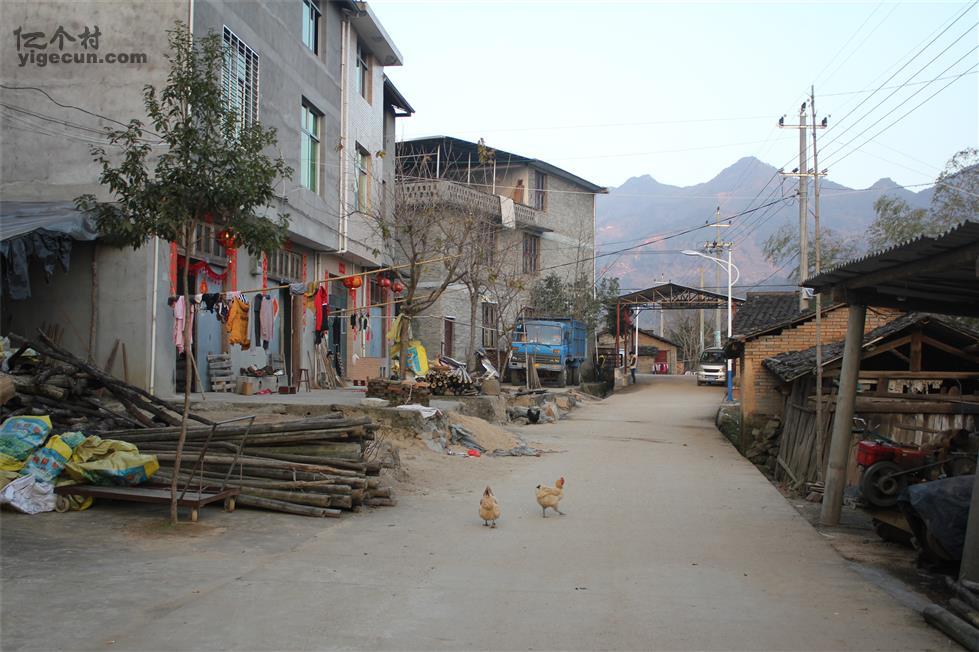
[1,1,411,393]
[395,136,605,367]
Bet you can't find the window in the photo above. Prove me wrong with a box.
[522,232,540,274]
[356,40,372,102]
[189,224,228,262]
[302,0,320,54]
[532,170,547,210]
[481,302,499,348]
[267,248,304,282]
[222,26,259,128]
[356,145,371,212]
[443,318,455,357]
[301,100,321,193]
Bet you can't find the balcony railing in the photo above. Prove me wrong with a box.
[401,179,548,231]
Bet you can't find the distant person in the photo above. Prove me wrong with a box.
[627,353,638,384]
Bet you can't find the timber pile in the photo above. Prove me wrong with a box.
[1,332,216,432]
[923,579,979,652]
[423,365,478,396]
[366,378,431,406]
[108,414,396,517]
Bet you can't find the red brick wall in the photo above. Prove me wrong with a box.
[740,306,901,421]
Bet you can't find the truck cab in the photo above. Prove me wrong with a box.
[509,318,587,387]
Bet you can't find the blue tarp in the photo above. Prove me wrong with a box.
[899,474,975,560]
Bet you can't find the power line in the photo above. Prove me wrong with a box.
[0,83,161,137]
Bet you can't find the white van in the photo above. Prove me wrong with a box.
[696,348,727,386]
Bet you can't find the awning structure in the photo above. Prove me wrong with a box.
[618,282,744,310]
[0,201,98,300]
[804,219,979,582]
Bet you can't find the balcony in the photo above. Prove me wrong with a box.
[401,179,549,232]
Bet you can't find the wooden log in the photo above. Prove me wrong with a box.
[950,598,979,630]
[152,453,362,477]
[244,443,362,459]
[236,494,341,517]
[949,577,979,612]
[923,604,979,652]
[156,467,364,490]
[234,486,345,509]
[103,414,359,440]
[366,497,397,507]
[236,450,366,468]
[8,374,68,401]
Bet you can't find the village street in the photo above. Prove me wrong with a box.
[1,376,955,651]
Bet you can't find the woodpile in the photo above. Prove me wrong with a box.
[126,414,396,517]
[366,378,430,406]
[1,332,216,432]
[423,365,478,396]
[1,332,396,518]
[923,579,979,652]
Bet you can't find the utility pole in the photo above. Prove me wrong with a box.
[698,266,704,356]
[779,103,809,310]
[810,87,829,479]
[712,207,721,347]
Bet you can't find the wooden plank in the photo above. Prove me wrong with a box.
[922,334,979,365]
[910,331,922,371]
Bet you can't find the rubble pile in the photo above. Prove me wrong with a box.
[745,417,782,475]
[366,378,431,406]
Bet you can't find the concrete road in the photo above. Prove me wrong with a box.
[1,375,954,650]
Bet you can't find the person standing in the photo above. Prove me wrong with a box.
[628,352,638,384]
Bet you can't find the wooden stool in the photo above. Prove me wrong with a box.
[296,368,312,392]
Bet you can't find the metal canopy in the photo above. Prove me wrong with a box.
[618,282,745,310]
[804,220,979,317]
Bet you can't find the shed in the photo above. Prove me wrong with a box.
[597,329,682,374]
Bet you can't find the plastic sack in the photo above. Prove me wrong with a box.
[63,435,159,486]
[19,431,86,483]
[0,415,52,471]
[0,474,55,514]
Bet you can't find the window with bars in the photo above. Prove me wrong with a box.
[532,170,547,211]
[222,26,259,128]
[302,0,320,54]
[267,248,304,282]
[356,145,371,212]
[356,40,371,102]
[522,232,540,274]
[481,302,499,348]
[301,100,321,193]
[190,224,228,261]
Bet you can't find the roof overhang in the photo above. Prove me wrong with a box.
[349,2,403,67]
[804,220,979,317]
[383,75,414,117]
[618,282,745,310]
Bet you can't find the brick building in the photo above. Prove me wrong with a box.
[726,292,901,431]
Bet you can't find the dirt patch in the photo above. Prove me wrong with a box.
[448,413,520,452]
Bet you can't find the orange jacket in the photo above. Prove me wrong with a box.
[226,297,251,350]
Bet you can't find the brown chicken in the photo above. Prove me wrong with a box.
[536,476,565,517]
[479,486,501,527]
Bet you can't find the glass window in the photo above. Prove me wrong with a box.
[524,324,562,345]
[356,41,371,102]
[302,0,320,54]
[301,100,321,193]
[700,350,726,364]
[481,302,499,348]
[222,26,260,128]
[356,146,371,212]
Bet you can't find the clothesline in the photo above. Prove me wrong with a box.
[169,252,461,298]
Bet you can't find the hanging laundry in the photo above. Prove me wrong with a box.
[201,293,220,313]
[253,294,264,344]
[289,282,306,296]
[314,285,330,345]
[226,297,251,350]
[260,293,274,350]
[172,296,194,354]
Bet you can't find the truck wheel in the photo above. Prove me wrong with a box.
[556,365,567,388]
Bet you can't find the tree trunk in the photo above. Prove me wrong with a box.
[467,286,479,370]
[398,306,411,380]
[170,223,195,525]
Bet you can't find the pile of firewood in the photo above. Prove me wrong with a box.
[366,378,431,406]
[923,577,979,651]
[1,332,203,433]
[118,414,395,517]
[423,365,478,396]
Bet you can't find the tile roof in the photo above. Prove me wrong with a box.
[731,292,808,337]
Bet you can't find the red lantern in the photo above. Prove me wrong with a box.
[379,277,391,289]
[350,275,363,289]
[216,228,237,249]
[342,276,354,289]
[391,280,405,294]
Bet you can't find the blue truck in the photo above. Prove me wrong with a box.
[508,318,588,387]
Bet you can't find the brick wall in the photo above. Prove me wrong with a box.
[740,306,901,421]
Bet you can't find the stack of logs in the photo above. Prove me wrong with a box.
[423,365,478,396]
[366,378,431,406]
[116,414,395,517]
[1,332,206,433]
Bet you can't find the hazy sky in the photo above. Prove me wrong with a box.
[372,1,978,191]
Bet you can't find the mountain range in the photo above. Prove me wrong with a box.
[596,156,933,294]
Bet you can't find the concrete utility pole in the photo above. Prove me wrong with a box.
[713,207,721,347]
[778,104,809,310]
[810,86,828,474]
[698,266,705,355]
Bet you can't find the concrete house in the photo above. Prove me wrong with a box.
[1,0,411,392]
[394,136,606,367]
[597,329,682,374]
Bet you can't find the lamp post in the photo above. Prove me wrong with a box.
[683,249,740,402]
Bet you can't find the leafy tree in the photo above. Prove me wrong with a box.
[528,272,619,334]
[762,223,860,280]
[76,25,291,524]
[867,196,930,251]
[668,312,712,370]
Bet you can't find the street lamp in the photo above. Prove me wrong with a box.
[682,249,740,402]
